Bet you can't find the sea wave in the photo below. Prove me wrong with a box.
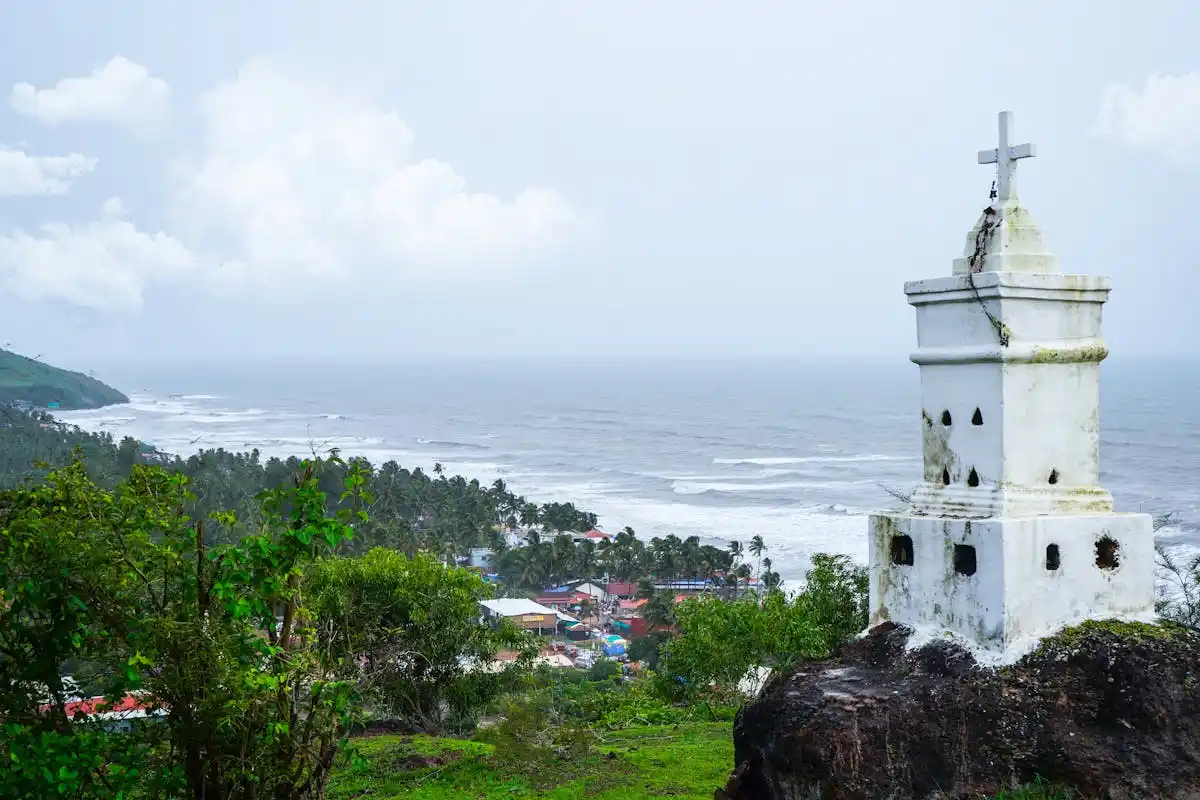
[90,416,139,426]
[672,480,870,496]
[712,454,913,466]
[416,437,490,451]
[248,435,385,449]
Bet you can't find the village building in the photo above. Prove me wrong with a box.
[478,598,576,636]
[40,693,164,734]
[466,546,493,569]
[566,580,606,601]
[867,111,1156,663]
[603,581,639,600]
[570,528,613,545]
[534,590,592,611]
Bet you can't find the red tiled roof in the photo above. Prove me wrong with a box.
[605,582,638,596]
[42,694,153,718]
[583,529,612,539]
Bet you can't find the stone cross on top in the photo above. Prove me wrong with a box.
[977,111,1036,206]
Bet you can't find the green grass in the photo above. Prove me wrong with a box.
[327,721,1074,800]
[327,722,734,800]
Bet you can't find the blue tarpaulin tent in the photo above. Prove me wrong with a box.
[601,634,627,657]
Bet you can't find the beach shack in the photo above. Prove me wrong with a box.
[535,590,592,611]
[479,598,558,636]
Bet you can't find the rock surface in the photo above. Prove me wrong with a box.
[719,621,1200,800]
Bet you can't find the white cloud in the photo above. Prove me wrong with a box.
[1094,72,1200,163]
[100,197,127,218]
[171,56,584,287]
[0,200,198,310]
[9,56,170,131]
[0,145,95,195]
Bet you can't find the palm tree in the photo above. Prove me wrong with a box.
[749,535,767,608]
[761,557,781,593]
[577,539,598,581]
[439,538,458,566]
[644,592,676,630]
[735,563,752,599]
[726,540,744,599]
[519,502,540,531]
[682,536,703,581]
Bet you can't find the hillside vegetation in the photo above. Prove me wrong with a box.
[328,723,734,800]
[0,349,128,409]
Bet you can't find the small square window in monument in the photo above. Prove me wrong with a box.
[971,408,983,426]
[1046,544,1061,571]
[953,544,977,576]
[967,468,980,487]
[890,535,914,566]
[941,410,952,426]
[1095,536,1120,570]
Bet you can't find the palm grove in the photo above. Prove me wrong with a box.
[0,408,857,799]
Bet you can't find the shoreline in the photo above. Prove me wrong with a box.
[52,387,1199,586]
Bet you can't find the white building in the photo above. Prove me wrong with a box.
[867,111,1155,663]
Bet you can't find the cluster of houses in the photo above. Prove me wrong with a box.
[476,554,726,671]
[469,528,751,663]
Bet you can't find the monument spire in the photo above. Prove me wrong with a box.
[867,110,1155,665]
[976,111,1036,206]
[951,111,1057,276]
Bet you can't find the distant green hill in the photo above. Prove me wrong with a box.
[0,350,128,410]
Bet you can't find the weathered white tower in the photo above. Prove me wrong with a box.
[867,111,1155,662]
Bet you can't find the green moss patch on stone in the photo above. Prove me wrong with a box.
[1027,344,1108,364]
[1026,619,1186,662]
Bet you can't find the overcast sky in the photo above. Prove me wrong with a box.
[0,1,1196,370]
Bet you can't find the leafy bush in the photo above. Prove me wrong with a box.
[597,677,686,728]
[657,553,867,700]
[587,658,622,683]
[307,548,534,734]
[0,456,369,799]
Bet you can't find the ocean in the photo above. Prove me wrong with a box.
[59,358,1200,585]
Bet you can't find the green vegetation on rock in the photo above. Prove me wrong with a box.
[0,349,128,410]
[1027,618,1187,662]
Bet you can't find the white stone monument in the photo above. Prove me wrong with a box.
[867,111,1156,663]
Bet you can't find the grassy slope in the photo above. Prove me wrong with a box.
[0,349,128,410]
[327,721,1072,800]
[328,722,735,800]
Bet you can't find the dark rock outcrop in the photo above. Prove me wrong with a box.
[719,621,1200,800]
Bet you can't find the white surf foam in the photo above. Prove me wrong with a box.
[713,455,914,466]
[57,393,874,585]
[672,479,873,495]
